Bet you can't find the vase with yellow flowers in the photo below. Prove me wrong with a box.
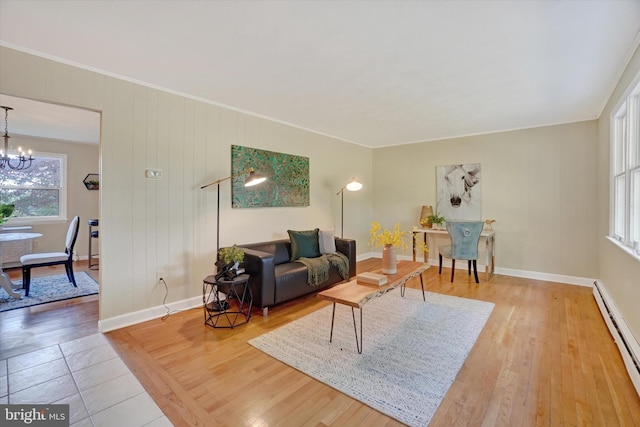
[369,221,408,274]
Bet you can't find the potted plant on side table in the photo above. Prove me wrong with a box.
[216,245,246,280]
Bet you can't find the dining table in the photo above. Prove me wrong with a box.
[0,232,43,299]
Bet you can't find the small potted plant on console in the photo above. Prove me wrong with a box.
[427,212,446,230]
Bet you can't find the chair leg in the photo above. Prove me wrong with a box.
[64,263,72,281]
[23,266,31,297]
[66,261,78,287]
[473,260,479,283]
[468,260,471,275]
[450,259,455,282]
[438,254,443,274]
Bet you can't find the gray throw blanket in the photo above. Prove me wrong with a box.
[297,252,350,287]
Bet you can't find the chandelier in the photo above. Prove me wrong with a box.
[1,106,34,170]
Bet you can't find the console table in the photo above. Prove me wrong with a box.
[412,227,495,280]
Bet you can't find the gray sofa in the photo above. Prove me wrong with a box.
[237,237,356,315]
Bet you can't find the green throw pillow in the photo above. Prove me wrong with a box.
[288,228,321,261]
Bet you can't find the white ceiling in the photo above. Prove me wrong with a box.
[0,94,100,144]
[1,0,639,148]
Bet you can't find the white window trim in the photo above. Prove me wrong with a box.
[610,70,640,262]
[607,236,640,263]
[1,151,68,225]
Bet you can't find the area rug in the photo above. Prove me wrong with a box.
[0,272,99,312]
[249,288,494,427]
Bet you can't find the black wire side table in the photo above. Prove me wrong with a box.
[203,273,252,328]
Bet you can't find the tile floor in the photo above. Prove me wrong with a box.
[0,333,172,426]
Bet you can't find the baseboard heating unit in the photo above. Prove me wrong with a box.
[593,280,640,397]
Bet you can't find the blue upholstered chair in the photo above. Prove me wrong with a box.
[439,221,484,283]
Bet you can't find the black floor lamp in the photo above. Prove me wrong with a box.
[201,168,267,254]
[336,178,363,238]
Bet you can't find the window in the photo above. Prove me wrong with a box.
[0,152,67,223]
[611,74,640,255]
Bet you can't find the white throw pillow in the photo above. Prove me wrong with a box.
[319,229,337,254]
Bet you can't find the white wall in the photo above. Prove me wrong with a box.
[372,121,599,280]
[0,46,373,323]
[597,43,640,345]
[4,42,634,336]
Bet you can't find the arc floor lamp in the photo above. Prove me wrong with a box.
[201,168,267,254]
[336,178,363,238]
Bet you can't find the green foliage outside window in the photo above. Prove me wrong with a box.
[0,156,62,219]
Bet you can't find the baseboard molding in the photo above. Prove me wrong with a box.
[99,296,202,332]
[593,280,640,397]
[361,252,595,287]
[490,266,594,287]
[100,255,594,332]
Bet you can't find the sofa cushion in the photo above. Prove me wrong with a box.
[318,229,336,254]
[287,228,320,261]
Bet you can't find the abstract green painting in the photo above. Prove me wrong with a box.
[231,145,309,208]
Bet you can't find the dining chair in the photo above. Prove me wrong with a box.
[439,220,484,283]
[20,216,80,296]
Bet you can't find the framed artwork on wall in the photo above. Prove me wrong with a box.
[436,163,482,221]
[231,145,309,208]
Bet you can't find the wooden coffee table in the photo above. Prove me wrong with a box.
[317,261,429,354]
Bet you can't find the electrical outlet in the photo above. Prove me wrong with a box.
[157,271,165,283]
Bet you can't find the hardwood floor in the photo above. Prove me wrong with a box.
[2,259,639,426]
[1,260,99,360]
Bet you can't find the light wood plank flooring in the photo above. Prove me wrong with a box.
[1,261,99,360]
[2,259,639,426]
